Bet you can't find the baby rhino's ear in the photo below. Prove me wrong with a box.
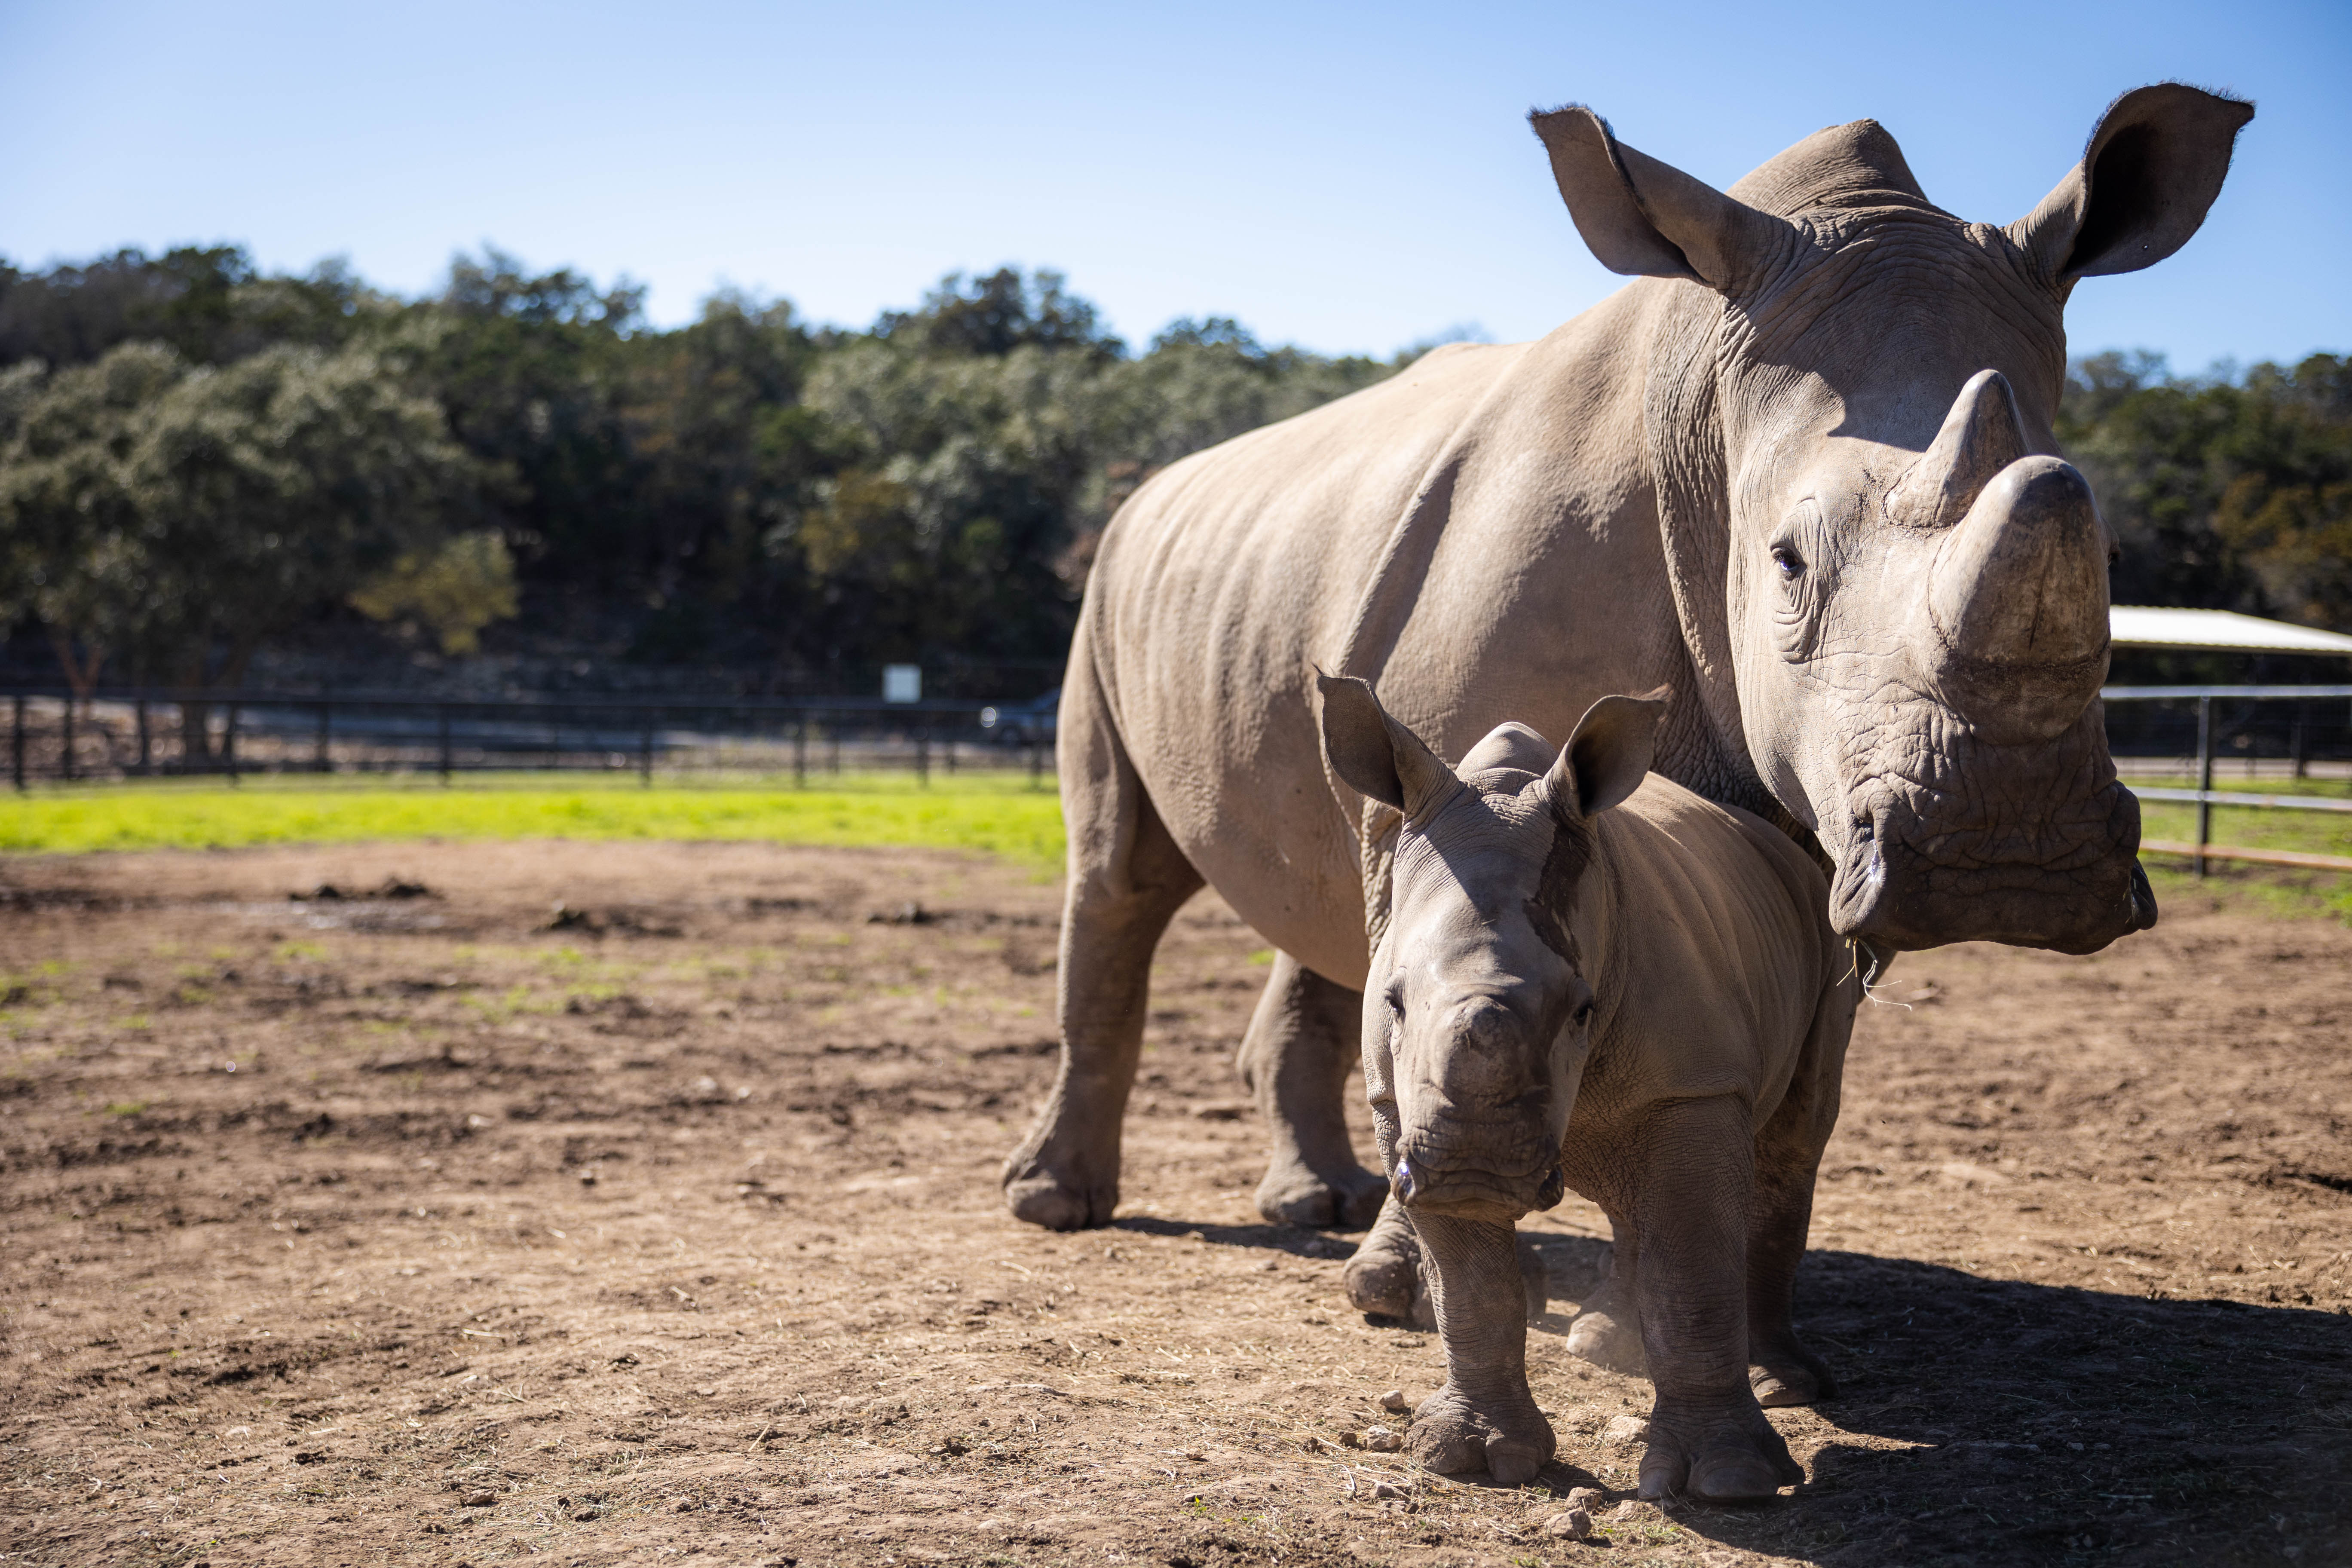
[1547,687,1671,821]
[1316,671,1456,816]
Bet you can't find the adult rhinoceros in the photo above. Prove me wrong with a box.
[1002,85,2251,1236]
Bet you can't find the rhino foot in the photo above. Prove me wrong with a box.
[1748,1331,1838,1408]
[1636,1398,1802,1502]
[1001,1166,1116,1231]
[1564,1283,1648,1377]
[1343,1222,1424,1322]
[1343,1214,1544,1329]
[1256,1159,1388,1231]
[1407,1382,1556,1486]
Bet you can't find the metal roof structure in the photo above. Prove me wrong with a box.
[2110,605,2352,656]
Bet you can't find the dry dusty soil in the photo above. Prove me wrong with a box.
[0,840,2348,1568]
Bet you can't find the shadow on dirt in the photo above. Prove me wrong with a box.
[1112,1215,1356,1260]
[1124,1219,2349,1566]
[1676,1249,2346,1566]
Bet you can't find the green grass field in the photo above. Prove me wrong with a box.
[3,768,2348,920]
[0,772,1066,867]
[2132,774,2352,860]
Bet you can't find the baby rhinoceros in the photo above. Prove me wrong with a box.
[1316,674,1860,1500]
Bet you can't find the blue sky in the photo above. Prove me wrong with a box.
[2,0,2344,369]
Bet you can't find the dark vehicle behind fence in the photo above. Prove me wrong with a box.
[980,688,1060,747]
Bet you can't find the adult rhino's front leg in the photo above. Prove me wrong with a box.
[1564,1215,1648,1376]
[1403,1210,1556,1486]
[1745,971,1857,1407]
[1237,954,1386,1229]
[1626,1097,1804,1501]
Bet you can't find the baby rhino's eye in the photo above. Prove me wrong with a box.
[1572,998,1597,1029]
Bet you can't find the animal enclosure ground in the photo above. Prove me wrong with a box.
[0,840,2346,1568]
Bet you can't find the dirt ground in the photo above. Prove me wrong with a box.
[0,840,2347,1568]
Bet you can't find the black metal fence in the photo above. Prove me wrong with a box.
[2101,684,2352,876]
[6,683,2349,878]
[0,688,1057,788]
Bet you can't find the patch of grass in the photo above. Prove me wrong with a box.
[0,771,1066,866]
[2142,861,2352,926]
[2126,772,2352,923]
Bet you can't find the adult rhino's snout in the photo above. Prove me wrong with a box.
[1912,431,2113,747]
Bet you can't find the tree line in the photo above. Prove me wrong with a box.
[0,245,2344,712]
[0,248,1402,708]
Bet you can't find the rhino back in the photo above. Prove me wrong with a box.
[1579,777,1841,1123]
[1082,291,1685,986]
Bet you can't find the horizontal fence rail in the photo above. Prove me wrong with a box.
[2101,684,2352,877]
[0,687,1059,790]
[3,680,2347,879]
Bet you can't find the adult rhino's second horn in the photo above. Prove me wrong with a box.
[1917,450,2113,746]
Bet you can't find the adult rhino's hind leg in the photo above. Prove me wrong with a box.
[1238,954,1386,1229]
[1000,668,1203,1231]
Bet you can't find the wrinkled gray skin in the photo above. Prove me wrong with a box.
[1319,675,1857,1497]
[1002,87,2251,1243]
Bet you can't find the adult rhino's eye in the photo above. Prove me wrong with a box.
[1573,998,1596,1029]
[1771,543,1805,580]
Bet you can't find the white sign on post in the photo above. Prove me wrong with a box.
[882,665,922,704]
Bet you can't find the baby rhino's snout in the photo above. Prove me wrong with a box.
[1442,999,1542,1101]
[1394,995,1564,1220]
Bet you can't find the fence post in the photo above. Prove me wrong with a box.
[11,696,23,791]
[830,717,841,775]
[2290,706,2307,781]
[915,728,929,787]
[224,703,240,784]
[640,711,654,787]
[314,701,331,773]
[438,704,453,784]
[793,716,807,788]
[136,701,151,775]
[2194,694,2214,878]
[60,698,74,783]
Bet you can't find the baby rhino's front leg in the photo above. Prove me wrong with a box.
[1405,1210,1554,1485]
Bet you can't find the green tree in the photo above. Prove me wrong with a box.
[0,343,185,699]
[2062,351,2352,632]
[349,530,519,655]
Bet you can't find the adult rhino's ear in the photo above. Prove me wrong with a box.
[1547,687,1671,821]
[1315,671,1455,817]
[2009,84,2253,284]
[1528,105,1792,293]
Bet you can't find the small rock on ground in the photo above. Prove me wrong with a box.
[1600,1414,1649,1446]
[1379,1389,1410,1412]
[1544,1508,1592,1540]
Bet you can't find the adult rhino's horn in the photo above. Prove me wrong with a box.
[1917,455,2113,744]
[1886,370,2029,531]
